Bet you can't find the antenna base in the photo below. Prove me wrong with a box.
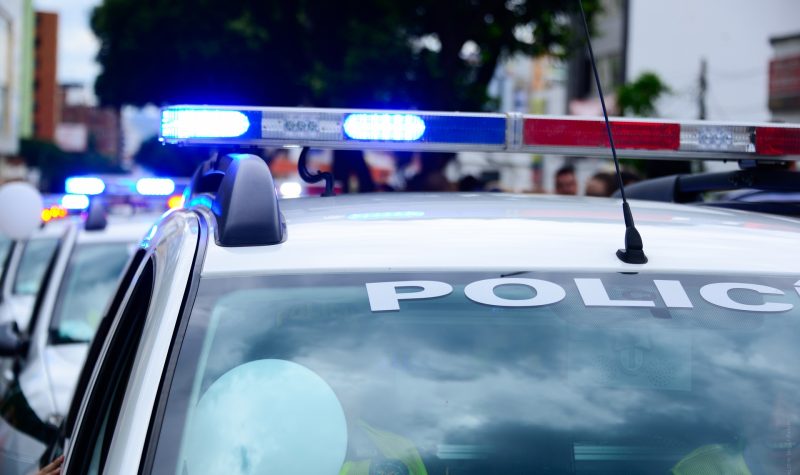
[616,248,648,265]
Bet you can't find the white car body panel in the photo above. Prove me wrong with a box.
[202,194,800,276]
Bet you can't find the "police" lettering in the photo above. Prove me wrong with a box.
[365,278,796,313]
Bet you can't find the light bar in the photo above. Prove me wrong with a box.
[161,108,259,139]
[65,177,105,195]
[60,194,90,210]
[136,178,176,196]
[160,105,800,160]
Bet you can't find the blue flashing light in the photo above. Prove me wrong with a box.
[161,109,252,139]
[61,194,90,210]
[343,114,426,141]
[136,178,176,196]
[65,177,105,196]
[188,195,214,209]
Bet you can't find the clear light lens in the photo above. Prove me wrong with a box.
[60,194,90,210]
[680,125,755,153]
[262,112,343,141]
[161,109,250,139]
[136,178,176,196]
[279,181,303,199]
[65,177,105,195]
[343,114,426,141]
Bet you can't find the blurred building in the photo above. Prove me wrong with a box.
[57,84,121,158]
[32,11,58,141]
[769,33,800,123]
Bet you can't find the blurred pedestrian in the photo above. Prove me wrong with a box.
[585,171,618,197]
[554,165,578,195]
[621,169,642,186]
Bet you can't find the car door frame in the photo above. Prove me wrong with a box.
[61,210,207,475]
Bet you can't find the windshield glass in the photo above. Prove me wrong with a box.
[13,238,59,295]
[50,242,133,343]
[151,272,800,475]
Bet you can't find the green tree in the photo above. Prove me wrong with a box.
[616,72,670,117]
[91,0,599,111]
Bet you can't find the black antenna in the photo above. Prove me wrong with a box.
[577,0,647,264]
[298,147,335,197]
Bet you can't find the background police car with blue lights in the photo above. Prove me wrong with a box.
[34,102,800,475]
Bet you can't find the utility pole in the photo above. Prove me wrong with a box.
[698,58,707,120]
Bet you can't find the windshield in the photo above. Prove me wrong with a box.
[50,242,133,343]
[13,238,59,295]
[150,272,800,475]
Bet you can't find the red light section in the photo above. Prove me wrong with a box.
[755,126,800,156]
[524,118,680,150]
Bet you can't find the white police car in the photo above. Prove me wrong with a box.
[0,199,156,475]
[0,220,67,330]
[51,106,800,475]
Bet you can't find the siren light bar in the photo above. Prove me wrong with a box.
[159,105,800,160]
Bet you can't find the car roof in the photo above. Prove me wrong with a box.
[199,193,800,277]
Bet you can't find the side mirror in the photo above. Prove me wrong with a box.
[0,321,26,357]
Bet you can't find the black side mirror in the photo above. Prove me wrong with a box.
[0,321,26,357]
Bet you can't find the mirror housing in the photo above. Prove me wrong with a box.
[0,321,27,357]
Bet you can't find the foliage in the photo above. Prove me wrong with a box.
[133,136,212,177]
[91,0,599,111]
[616,72,670,117]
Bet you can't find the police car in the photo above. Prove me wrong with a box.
[49,105,800,475]
[0,196,157,475]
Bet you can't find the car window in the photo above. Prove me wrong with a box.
[149,271,800,475]
[49,242,135,343]
[13,238,59,295]
[68,259,154,475]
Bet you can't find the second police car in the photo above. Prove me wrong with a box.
[0,190,165,474]
[39,104,800,475]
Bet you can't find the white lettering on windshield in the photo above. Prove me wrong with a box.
[365,278,798,313]
[575,278,656,307]
[464,278,566,307]
[654,280,693,308]
[366,281,453,312]
[699,283,793,312]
